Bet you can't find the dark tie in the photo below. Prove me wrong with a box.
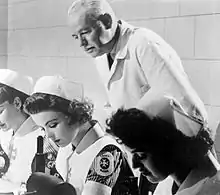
[71,144,76,151]
[107,53,114,70]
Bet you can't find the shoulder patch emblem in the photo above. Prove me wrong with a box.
[0,156,5,169]
[95,152,114,177]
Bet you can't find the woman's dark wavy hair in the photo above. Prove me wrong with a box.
[0,83,30,111]
[106,108,213,168]
[23,93,94,125]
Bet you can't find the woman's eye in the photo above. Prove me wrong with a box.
[0,109,4,114]
[49,123,58,128]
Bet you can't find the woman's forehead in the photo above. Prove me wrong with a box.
[31,111,65,124]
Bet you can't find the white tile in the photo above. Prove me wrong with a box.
[111,0,152,20]
[214,0,220,14]
[67,57,109,125]
[165,17,194,58]
[23,28,60,57]
[195,14,220,59]
[179,0,217,16]
[111,0,179,20]
[205,106,220,146]
[8,0,35,4]
[8,29,36,56]
[0,0,8,6]
[66,57,108,105]
[0,31,7,55]
[8,0,73,29]
[146,0,179,19]
[8,56,68,80]
[129,19,165,38]
[7,56,28,74]
[8,26,88,57]
[66,57,107,99]
[210,62,220,106]
[0,5,8,30]
[8,2,35,29]
[0,55,7,68]
[206,106,220,132]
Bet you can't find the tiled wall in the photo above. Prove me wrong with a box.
[0,0,8,68]
[6,0,220,150]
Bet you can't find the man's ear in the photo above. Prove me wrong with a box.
[13,97,22,110]
[98,13,112,30]
[96,14,114,45]
[96,19,106,31]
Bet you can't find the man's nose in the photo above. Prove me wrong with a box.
[132,153,143,169]
[79,36,88,47]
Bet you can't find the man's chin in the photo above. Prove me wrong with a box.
[1,127,10,132]
[88,51,100,58]
[86,50,104,58]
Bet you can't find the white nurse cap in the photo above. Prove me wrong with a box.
[33,75,84,101]
[139,96,204,137]
[0,69,33,95]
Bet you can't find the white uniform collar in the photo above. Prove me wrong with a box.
[75,122,105,154]
[13,117,39,138]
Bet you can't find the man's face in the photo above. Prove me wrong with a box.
[70,14,107,58]
[0,101,21,131]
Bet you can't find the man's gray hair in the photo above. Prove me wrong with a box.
[68,0,117,27]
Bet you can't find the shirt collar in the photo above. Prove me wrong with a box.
[111,20,135,60]
[75,121,104,154]
[14,117,39,137]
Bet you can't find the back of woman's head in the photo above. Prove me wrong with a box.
[0,83,29,110]
[106,108,178,151]
[106,108,213,166]
[24,93,94,126]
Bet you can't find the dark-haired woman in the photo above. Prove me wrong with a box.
[107,96,220,195]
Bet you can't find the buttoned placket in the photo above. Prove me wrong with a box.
[8,135,16,161]
[66,148,75,182]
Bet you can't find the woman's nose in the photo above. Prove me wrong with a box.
[79,36,88,47]
[46,129,54,140]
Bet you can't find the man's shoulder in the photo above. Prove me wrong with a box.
[126,23,162,45]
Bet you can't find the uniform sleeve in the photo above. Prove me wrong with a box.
[85,144,122,189]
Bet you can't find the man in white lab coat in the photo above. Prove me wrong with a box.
[67,0,213,194]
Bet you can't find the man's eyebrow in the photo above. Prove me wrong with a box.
[72,34,78,37]
[45,118,57,126]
